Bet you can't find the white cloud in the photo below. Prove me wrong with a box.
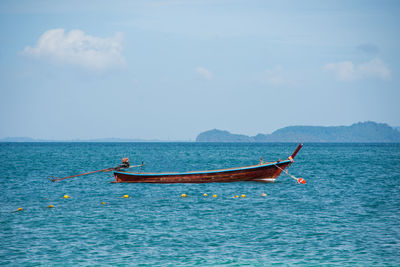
[23,29,125,71]
[324,58,390,82]
[324,61,356,81]
[196,67,213,80]
[264,65,286,85]
[358,58,390,81]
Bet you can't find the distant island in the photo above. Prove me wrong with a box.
[0,137,175,142]
[196,122,400,143]
[2,121,400,143]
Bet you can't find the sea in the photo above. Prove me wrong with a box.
[0,142,399,266]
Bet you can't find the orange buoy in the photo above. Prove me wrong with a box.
[297,178,306,184]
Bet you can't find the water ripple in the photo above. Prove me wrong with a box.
[0,143,399,265]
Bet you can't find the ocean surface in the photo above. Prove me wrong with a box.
[0,142,399,266]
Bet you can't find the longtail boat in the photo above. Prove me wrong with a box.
[112,143,303,183]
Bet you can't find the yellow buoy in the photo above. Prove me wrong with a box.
[123,195,129,198]
[181,194,187,197]
[235,195,239,198]
[101,202,106,205]
[213,194,217,198]
[261,193,267,197]
[17,208,23,212]
[241,194,246,198]
[63,195,70,199]
[48,205,54,208]
[203,193,208,197]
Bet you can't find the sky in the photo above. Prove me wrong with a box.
[0,0,399,140]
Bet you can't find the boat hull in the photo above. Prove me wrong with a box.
[113,160,292,183]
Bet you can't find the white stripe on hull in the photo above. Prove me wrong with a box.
[253,178,276,182]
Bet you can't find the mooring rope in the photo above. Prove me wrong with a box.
[274,163,306,184]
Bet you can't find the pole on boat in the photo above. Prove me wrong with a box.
[290,143,303,160]
[49,158,144,182]
[49,167,116,182]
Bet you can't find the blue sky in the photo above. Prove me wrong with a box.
[0,0,399,140]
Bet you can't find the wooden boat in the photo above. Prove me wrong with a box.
[112,143,303,183]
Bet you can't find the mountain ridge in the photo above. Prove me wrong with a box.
[196,122,400,143]
[2,122,399,143]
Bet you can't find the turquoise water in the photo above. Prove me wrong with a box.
[0,142,399,265]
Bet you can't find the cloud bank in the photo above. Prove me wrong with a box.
[324,58,390,82]
[196,67,213,80]
[23,29,125,71]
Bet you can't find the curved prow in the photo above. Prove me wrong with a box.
[289,143,303,161]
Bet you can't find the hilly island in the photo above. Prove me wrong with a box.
[2,122,400,143]
[196,122,400,143]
